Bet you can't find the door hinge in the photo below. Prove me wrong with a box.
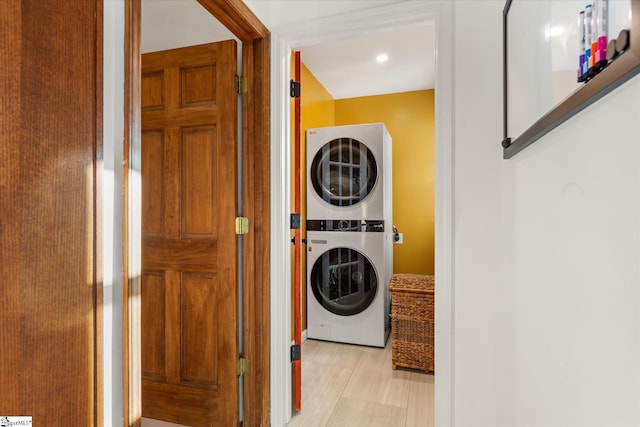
[237,357,249,377]
[235,75,248,94]
[235,216,249,235]
[290,344,301,362]
[290,80,301,98]
[290,213,301,230]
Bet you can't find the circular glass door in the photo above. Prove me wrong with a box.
[310,247,378,316]
[310,138,377,207]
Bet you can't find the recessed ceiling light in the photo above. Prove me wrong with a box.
[376,54,389,63]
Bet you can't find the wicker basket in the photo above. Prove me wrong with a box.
[389,274,435,372]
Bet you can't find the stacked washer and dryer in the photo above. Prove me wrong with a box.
[306,123,393,348]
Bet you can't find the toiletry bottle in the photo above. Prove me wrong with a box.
[595,0,608,70]
[584,3,593,78]
[578,9,587,82]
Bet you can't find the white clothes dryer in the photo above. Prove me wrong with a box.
[306,123,392,222]
[306,228,392,347]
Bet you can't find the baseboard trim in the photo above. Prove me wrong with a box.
[291,330,308,346]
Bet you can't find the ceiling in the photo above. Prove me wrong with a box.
[141,0,435,100]
[298,21,436,99]
[141,0,237,53]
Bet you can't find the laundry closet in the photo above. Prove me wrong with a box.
[289,50,437,426]
[305,123,394,348]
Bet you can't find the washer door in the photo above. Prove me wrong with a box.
[310,138,377,207]
[310,247,378,316]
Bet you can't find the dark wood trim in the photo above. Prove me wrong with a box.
[292,49,302,413]
[124,0,142,425]
[124,1,270,425]
[503,0,640,158]
[197,0,269,42]
[241,35,271,427]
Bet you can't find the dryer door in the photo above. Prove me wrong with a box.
[310,138,377,207]
[310,247,378,316]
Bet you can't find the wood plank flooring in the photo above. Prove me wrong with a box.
[287,338,434,427]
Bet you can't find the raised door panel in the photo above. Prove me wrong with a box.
[142,238,218,272]
[142,130,164,236]
[142,71,165,112]
[141,272,166,381]
[180,64,217,108]
[181,126,218,237]
[180,272,219,388]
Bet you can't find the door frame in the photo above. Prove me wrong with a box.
[123,0,270,425]
[268,2,455,425]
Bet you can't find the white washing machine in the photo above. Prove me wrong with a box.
[306,228,392,347]
[306,123,392,222]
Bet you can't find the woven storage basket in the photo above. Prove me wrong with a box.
[389,274,435,372]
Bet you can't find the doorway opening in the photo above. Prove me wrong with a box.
[124,0,270,425]
[269,3,454,426]
[289,21,435,426]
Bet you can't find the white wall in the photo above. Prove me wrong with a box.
[452,2,516,426]
[103,1,125,425]
[455,1,640,425]
[509,61,640,427]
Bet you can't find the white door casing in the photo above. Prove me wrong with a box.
[267,2,455,426]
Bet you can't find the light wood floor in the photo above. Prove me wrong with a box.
[287,338,434,427]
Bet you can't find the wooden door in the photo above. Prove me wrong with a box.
[141,40,238,426]
[0,0,101,424]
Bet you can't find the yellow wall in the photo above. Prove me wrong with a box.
[300,62,336,131]
[335,90,435,274]
[293,59,435,333]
